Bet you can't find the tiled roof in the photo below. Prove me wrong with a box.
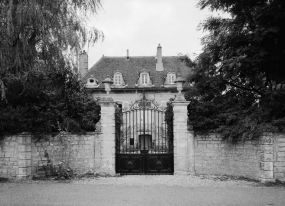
[82,56,192,88]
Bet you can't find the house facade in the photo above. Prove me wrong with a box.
[79,44,192,107]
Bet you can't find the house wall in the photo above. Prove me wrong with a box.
[93,91,177,107]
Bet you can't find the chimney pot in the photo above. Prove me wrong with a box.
[156,44,163,71]
[126,49,130,60]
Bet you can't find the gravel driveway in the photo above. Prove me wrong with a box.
[1,175,285,206]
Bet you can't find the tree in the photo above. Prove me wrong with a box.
[186,0,285,142]
[0,0,103,136]
[0,0,103,100]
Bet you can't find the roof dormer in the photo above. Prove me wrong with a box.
[112,71,127,88]
[163,72,176,87]
[135,69,154,87]
[85,76,100,88]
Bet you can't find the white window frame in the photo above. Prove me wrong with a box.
[114,72,123,85]
[167,73,176,84]
[140,73,149,85]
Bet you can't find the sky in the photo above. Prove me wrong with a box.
[85,0,214,69]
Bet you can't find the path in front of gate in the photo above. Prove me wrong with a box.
[1,175,285,206]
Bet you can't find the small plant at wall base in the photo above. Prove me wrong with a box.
[41,131,78,179]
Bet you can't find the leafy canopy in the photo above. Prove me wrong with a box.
[186,0,285,142]
[0,0,103,136]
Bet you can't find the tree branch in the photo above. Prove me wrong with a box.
[224,80,264,96]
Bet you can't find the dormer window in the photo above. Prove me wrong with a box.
[89,78,96,84]
[135,69,153,87]
[86,77,99,88]
[162,72,176,87]
[141,73,149,85]
[112,72,126,87]
[167,72,176,84]
[114,73,122,85]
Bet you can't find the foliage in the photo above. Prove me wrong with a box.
[0,64,101,135]
[0,0,102,137]
[165,99,174,148]
[186,0,285,142]
[115,103,123,150]
[0,0,103,81]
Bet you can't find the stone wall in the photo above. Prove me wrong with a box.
[31,133,100,176]
[1,131,285,182]
[194,133,260,180]
[0,132,101,178]
[193,133,285,182]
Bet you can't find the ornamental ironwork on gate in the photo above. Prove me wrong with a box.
[115,93,174,174]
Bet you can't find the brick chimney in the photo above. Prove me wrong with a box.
[78,50,88,78]
[156,44,163,71]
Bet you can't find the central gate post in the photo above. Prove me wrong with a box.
[172,98,190,175]
[98,96,116,175]
[172,77,192,175]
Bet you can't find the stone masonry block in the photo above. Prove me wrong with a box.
[276,134,285,143]
[278,147,285,151]
[274,173,285,178]
[275,162,285,167]
[18,152,31,160]
[18,167,29,175]
[260,153,273,162]
[25,137,31,145]
[260,162,273,171]
[17,136,25,144]
[260,170,274,179]
[4,152,14,157]
[0,169,8,175]
[18,159,31,167]
[277,152,285,157]
[274,167,285,173]
[277,157,285,162]
[260,135,273,145]
[262,145,273,153]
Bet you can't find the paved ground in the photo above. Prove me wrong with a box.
[0,175,285,206]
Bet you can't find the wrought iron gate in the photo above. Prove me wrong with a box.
[115,93,174,174]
